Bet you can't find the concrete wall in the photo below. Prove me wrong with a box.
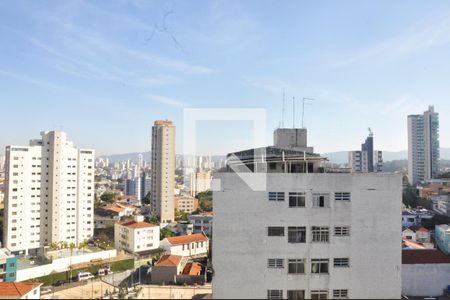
[16,249,117,281]
[151,266,177,284]
[402,263,450,296]
[213,173,402,299]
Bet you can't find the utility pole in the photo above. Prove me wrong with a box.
[282,88,285,128]
[292,96,296,128]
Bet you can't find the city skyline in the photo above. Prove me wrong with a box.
[1,1,450,156]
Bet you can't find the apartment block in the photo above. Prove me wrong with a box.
[114,215,160,255]
[3,131,94,255]
[408,106,440,185]
[348,130,383,173]
[151,120,176,223]
[213,128,402,299]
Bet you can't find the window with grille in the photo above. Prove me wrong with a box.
[287,290,305,300]
[310,290,328,300]
[312,226,329,242]
[268,192,285,201]
[289,192,306,207]
[288,259,305,274]
[335,192,351,201]
[333,289,348,299]
[311,259,329,274]
[288,227,306,243]
[312,193,330,207]
[267,259,284,268]
[267,290,283,299]
[268,227,285,236]
[334,226,350,236]
[334,258,350,267]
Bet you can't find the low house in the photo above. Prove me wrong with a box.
[151,255,185,284]
[102,202,137,218]
[435,224,450,255]
[402,228,416,241]
[114,215,160,255]
[402,249,450,297]
[160,233,209,258]
[150,255,205,285]
[402,226,431,243]
[188,213,213,237]
[0,282,42,299]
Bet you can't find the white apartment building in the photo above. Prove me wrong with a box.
[151,120,176,223]
[3,131,94,255]
[189,170,212,197]
[114,215,160,254]
[213,128,402,299]
[408,106,440,185]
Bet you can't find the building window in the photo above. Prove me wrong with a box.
[310,290,328,300]
[334,258,349,267]
[311,259,329,274]
[287,290,305,300]
[333,289,348,299]
[268,227,285,236]
[312,193,329,207]
[334,226,350,236]
[311,227,329,242]
[288,259,305,274]
[289,192,306,207]
[335,192,351,201]
[288,227,306,243]
[267,259,284,268]
[267,290,283,299]
[268,192,285,201]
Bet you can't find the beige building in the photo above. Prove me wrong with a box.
[175,195,198,214]
[151,120,176,223]
[3,131,94,255]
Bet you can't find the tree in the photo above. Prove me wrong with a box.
[100,192,116,203]
[142,192,151,205]
[174,209,188,221]
[160,228,174,240]
[196,190,213,212]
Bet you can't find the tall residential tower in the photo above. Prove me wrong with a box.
[213,128,402,299]
[151,120,176,223]
[3,131,94,255]
[348,130,383,173]
[408,106,440,185]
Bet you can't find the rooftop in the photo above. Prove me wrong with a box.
[0,282,41,297]
[155,255,183,267]
[402,249,450,264]
[166,233,208,246]
[117,220,156,229]
[182,262,202,275]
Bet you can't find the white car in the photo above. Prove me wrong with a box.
[77,272,94,281]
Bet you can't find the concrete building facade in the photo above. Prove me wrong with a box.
[408,106,440,185]
[3,131,94,255]
[213,129,402,299]
[114,215,160,254]
[151,120,176,223]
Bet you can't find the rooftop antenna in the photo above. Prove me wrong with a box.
[292,96,296,128]
[282,88,286,128]
[302,97,314,128]
[368,127,373,137]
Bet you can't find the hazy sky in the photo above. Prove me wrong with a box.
[1,0,449,156]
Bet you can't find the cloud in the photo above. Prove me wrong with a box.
[147,94,187,108]
[0,69,68,91]
[334,10,450,67]
[381,95,427,117]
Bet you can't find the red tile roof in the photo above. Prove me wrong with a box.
[117,220,156,229]
[0,282,41,297]
[166,233,208,246]
[103,206,124,213]
[156,255,183,267]
[402,250,450,264]
[182,262,202,275]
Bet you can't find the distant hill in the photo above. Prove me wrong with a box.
[322,148,450,165]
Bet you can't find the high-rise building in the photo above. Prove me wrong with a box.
[137,154,144,171]
[213,128,402,299]
[151,120,175,223]
[408,106,440,185]
[189,170,212,197]
[348,130,383,173]
[3,131,94,255]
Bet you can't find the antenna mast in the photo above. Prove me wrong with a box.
[292,96,296,128]
[302,97,314,128]
[282,88,285,128]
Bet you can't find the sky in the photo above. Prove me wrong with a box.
[1,0,450,156]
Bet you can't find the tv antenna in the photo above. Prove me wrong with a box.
[282,88,286,128]
[292,96,296,128]
[302,97,314,128]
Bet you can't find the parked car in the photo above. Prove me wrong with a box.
[97,268,113,276]
[54,280,69,286]
[77,272,94,281]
